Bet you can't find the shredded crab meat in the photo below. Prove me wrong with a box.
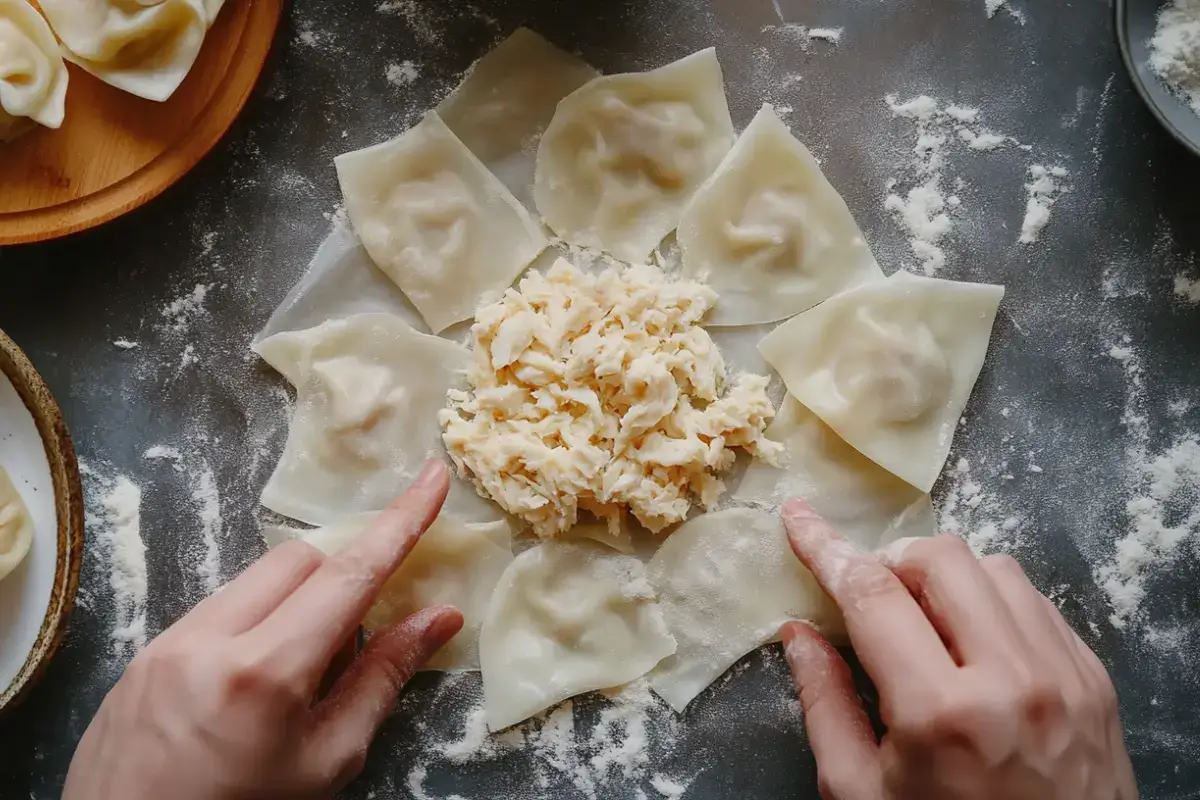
[439,259,782,539]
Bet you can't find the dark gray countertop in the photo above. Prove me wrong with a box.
[2,0,1200,797]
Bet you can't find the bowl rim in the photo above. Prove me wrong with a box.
[0,328,85,715]
[1112,0,1200,159]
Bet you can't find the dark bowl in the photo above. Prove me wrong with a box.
[1114,0,1200,158]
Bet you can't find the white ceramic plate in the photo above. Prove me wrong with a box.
[0,331,83,712]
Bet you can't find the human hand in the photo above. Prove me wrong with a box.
[63,460,463,800]
[778,498,1138,800]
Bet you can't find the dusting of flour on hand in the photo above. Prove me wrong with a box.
[1150,0,1200,117]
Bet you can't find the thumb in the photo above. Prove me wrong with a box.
[307,605,464,788]
[780,621,884,800]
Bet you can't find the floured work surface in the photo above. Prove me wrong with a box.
[0,0,1198,798]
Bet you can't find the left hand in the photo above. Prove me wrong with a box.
[63,460,462,800]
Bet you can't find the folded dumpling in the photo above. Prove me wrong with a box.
[735,395,936,548]
[0,0,68,141]
[758,272,1004,492]
[253,313,500,526]
[679,104,883,326]
[478,541,676,731]
[0,464,34,583]
[264,512,514,671]
[437,28,598,209]
[335,112,548,334]
[647,507,841,713]
[534,48,735,264]
[38,0,212,102]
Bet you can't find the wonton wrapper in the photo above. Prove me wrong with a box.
[647,507,841,712]
[479,541,676,730]
[39,0,212,102]
[535,48,735,264]
[438,27,598,209]
[0,465,34,583]
[335,112,547,334]
[0,0,68,140]
[680,104,883,326]
[758,272,1004,492]
[254,313,500,526]
[264,512,513,671]
[735,395,935,548]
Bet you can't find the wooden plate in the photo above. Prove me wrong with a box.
[0,0,285,245]
[0,328,84,714]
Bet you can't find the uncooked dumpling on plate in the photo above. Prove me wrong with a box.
[758,271,1004,493]
[335,112,548,334]
[264,512,514,671]
[0,0,68,142]
[253,312,500,527]
[0,464,34,583]
[679,104,883,326]
[647,507,841,713]
[38,0,213,103]
[735,395,936,549]
[478,541,676,731]
[534,48,735,264]
[437,27,598,209]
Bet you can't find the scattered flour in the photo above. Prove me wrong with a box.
[1096,435,1200,629]
[404,681,692,800]
[142,445,225,595]
[161,283,213,333]
[761,23,844,49]
[112,339,139,349]
[985,0,1026,23]
[650,775,689,799]
[386,60,420,87]
[81,463,148,656]
[1173,273,1200,304]
[1018,165,1069,245]
[939,457,1026,556]
[1150,0,1200,116]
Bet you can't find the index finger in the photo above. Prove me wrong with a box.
[251,460,452,681]
[782,498,956,703]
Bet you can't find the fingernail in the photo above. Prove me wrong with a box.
[413,459,447,492]
[781,620,826,663]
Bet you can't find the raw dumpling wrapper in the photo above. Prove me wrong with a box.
[0,0,68,141]
[254,313,499,526]
[438,28,598,210]
[0,464,34,582]
[38,0,212,102]
[679,104,883,326]
[647,507,841,712]
[735,395,936,548]
[758,271,1004,493]
[264,512,513,671]
[478,541,676,731]
[535,48,735,264]
[335,111,548,334]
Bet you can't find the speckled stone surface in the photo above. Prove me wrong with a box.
[1,0,1199,797]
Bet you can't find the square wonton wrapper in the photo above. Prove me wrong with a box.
[735,395,935,548]
[253,312,500,526]
[679,104,884,327]
[335,112,547,334]
[647,507,842,713]
[758,271,1004,492]
[264,512,513,671]
[479,541,676,731]
[437,27,599,210]
[534,48,735,264]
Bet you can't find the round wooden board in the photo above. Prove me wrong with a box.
[0,0,285,246]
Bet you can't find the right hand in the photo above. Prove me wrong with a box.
[778,498,1138,800]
